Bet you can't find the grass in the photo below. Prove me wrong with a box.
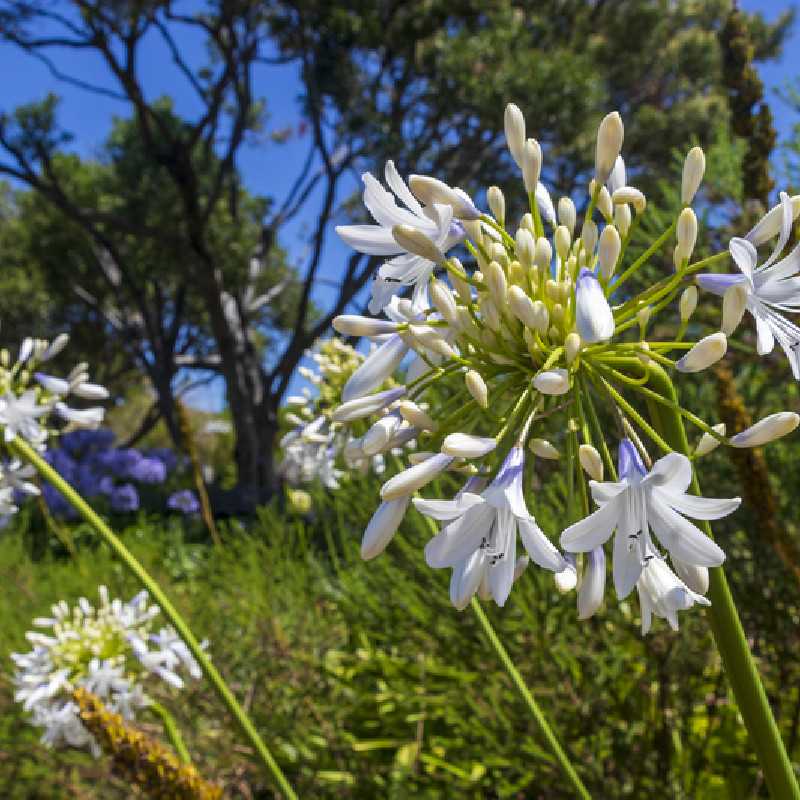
[0,465,797,798]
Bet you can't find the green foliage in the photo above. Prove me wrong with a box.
[2,441,800,798]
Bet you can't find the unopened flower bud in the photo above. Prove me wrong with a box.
[694,423,726,458]
[398,401,437,432]
[535,237,553,270]
[487,185,505,226]
[380,453,453,500]
[676,208,698,260]
[614,203,632,236]
[555,225,571,263]
[532,300,549,334]
[407,175,479,219]
[581,220,598,255]
[515,228,535,268]
[679,286,698,322]
[565,332,582,364]
[363,415,402,456]
[522,138,542,193]
[597,225,621,280]
[484,260,508,305]
[462,219,483,246]
[721,284,748,336]
[533,368,570,395]
[504,102,526,167]
[333,315,398,338]
[675,332,727,373]
[681,146,705,205]
[333,387,406,423]
[595,111,624,183]
[558,197,576,235]
[392,225,444,263]
[597,186,613,220]
[361,497,410,560]
[42,333,70,361]
[520,212,535,234]
[578,444,604,481]
[441,433,497,458]
[465,370,488,408]
[530,438,560,459]
[612,186,646,213]
[429,279,459,326]
[575,269,615,344]
[508,286,538,329]
[637,306,651,333]
[729,412,800,448]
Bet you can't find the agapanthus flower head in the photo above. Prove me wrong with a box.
[12,587,203,755]
[323,99,798,628]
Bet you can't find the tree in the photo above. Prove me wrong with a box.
[0,0,791,506]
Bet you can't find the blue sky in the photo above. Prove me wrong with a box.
[0,1,797,410]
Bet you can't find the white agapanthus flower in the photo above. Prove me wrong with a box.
[416,447,566,608]
[11,587,203,755]
[560,439,739,599]
[336,161,468,313]
[698,192,800,377]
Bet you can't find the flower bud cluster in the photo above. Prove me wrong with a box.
[320,101,800,634]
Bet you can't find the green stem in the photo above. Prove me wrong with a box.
[9,436,298,800]
[607,220,676,296]
[148,700,192,765]
[644,364,800,800]
[469,598,592,799]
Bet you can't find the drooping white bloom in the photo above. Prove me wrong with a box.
[560,439,739,599]
[336,162,466,313]
[54,402,105,429]
[636,548,710,634]
[698,192,800,377]
[416,447,566,607]
[575,268,615,343]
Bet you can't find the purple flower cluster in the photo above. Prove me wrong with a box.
[167,489,200,515]
[42,429,179,517]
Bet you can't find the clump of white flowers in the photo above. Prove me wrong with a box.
[0,333,109,450]
[280,337,408,490]
[12,587,203,755]
[326,101,800,633]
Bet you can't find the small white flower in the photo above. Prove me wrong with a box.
[416,447,566,607]
[560,439,738,599]
[729,412,800,448]
[637,549,710,634]
[0,390,49,446]
[698,192,800,377]
[533,368,570,396]
[336,162,466,313]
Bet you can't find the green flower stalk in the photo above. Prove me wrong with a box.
[325,100,800,795]
[8,435,297,800]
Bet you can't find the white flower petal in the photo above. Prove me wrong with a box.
[560,494,622,552]
[647,495,725,567]
[517,517,566,572]
[341,335,408,403]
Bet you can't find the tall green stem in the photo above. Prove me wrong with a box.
[9,436,298,800]
[418,513,590,796]
[148,700,192,765]
[469,598,592,799]
[644,364,800,800]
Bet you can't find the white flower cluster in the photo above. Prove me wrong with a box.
[328,101,800,633]
[12,586,203,755]
[279,338,396,491]
[0,334,109,450]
